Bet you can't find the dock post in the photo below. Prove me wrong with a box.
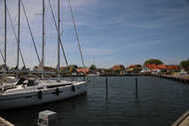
[135,78,138,99]
[38,110,57,126]
[106,77,108,98]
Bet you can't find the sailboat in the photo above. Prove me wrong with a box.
[0,0,88,110]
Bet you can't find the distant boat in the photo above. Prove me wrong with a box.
[0,0,87,109]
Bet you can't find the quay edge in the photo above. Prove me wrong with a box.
[0,117,15,126]
[172,111,189,126]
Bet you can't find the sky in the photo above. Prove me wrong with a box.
[0,0,189,68]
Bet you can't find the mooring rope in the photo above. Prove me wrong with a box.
[0,49,5,64]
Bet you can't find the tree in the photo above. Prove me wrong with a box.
[144,59,164,65]
[133,64,142,73]
[180,59,189,71]
[68,65,78,73]
[126,64,142,73]
[89,64,97,71]
[112,65,125,74]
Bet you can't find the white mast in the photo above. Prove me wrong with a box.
[41,0,45,79]
[4,0,7,71]
[17,0,21,69]
[57,0,61,80]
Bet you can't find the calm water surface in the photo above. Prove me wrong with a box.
[1,76,189,126]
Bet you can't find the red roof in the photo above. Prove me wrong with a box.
[77,68,89,74]
[145,64,180,70]
[112,65,125,71]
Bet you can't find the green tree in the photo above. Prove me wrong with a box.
[134,64,142,73]
[180,59,189,71]
[144,59,164,65]
[89,64,97,71]
[68,65,78,73]
[112,65,125,74]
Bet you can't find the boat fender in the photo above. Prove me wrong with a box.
[38,90,43,99]
[72,85,76,92]
[56,88,60,96]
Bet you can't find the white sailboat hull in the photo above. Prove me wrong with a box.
[0,81,87,110]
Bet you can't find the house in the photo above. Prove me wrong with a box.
[167,65,180,72]
[145,64,180,73]
[33,65,56,72]
[112,65,126,75]
[126,64,142,73]
[145,64,164,73]
[77,68,89,75]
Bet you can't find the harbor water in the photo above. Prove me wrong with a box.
[1,76,189,126]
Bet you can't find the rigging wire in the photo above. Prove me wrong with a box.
[6,6,26,68]
[67,0,85,67]
[20,0,41,64]
[0,49,5,64]
[48,0,69,67]
[60,0,68,35]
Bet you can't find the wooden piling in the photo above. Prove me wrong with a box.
[105,77,108,98]
[135,78,138,99]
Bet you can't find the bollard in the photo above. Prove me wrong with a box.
[135,78,138,99]
[38,110,57,126]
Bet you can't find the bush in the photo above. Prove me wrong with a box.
[180,59,189,71]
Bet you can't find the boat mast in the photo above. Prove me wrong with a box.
[17,0,21,69]
[4,0,7,71]
[41,0,45,79]
[57,0,61,80]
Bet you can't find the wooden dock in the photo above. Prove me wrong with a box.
[0,117,14,126]
[172,111,189,126]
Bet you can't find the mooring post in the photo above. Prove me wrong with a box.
[106,77,108,98]
[38,110,57,126]
[135,77,138,99]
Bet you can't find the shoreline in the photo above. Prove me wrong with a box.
[1,73,189,84]
[101,73,189,84]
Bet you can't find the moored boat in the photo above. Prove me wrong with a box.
[0,78,87,109]
[0,0,88,109]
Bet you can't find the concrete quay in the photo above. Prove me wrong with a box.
[0,117,14,126]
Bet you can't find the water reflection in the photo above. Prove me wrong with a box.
[1,76,189,126]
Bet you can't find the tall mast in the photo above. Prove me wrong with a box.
[4,0,7,70]
[17,0,21,69]
[57,0,61,80]
[41,0,45,79]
